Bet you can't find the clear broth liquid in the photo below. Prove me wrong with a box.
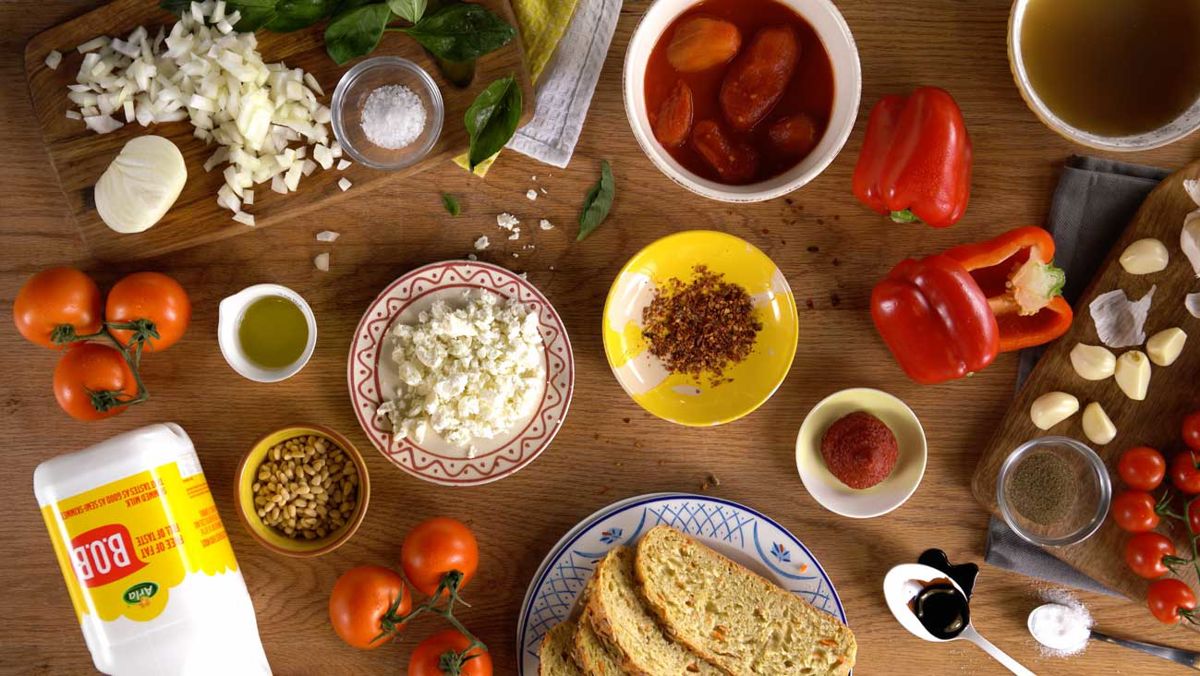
[1021,0,1200,137]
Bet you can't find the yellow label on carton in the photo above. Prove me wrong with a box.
[40,461,237,623]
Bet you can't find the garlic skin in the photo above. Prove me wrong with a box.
[95,135,186,234]
[1030,392,1080,430]
[1070,343,1116,381]
[1118,238,1169,275]
[1183,211,1200,279]
[1082,402,1117,445]
[1114,351,1151,401]
[1147,328,1187,367]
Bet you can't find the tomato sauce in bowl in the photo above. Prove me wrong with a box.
[643,0,835,185]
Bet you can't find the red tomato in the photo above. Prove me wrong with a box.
[1171,451,1200,495]
[1184,411,1200,452]
[1189,499,1200,535]
[106,272,191,351]
[53,342,138,421]
[1111,491,1160,533]
[328,565,411,649]
[1147,578,1198,625]
[13,268,102,348]
[1118,446,1166,491]
[401,517,479,597]
[408,629,492,676]
[1125,533,1177,579]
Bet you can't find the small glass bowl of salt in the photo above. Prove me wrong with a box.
[331,56,444,170]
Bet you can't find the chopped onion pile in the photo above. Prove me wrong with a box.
[66,0,338,225]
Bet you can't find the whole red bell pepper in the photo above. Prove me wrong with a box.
[871,254,999,384]
[852,87,972,228]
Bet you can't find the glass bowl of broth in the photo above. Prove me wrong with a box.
[1010,0,1200,150]
[218,284,317,383]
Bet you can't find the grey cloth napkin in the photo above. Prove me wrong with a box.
[984,155,1170,596]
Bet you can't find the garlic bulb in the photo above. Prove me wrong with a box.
[95,135,186,233]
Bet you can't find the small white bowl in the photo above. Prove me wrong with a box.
[218,284,317,383]
[623,0,861,202]
[795,388,927,519]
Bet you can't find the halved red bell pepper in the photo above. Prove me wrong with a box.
[852,87,972,228]
[871,254,999,384]
[943,226,1073,353]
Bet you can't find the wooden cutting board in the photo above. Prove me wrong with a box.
[972,159,1200,610]
[24,0,534,262]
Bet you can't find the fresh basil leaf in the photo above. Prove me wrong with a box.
[325,3,392,65]
[402,3,515,62]
[387,0,427,23]
[160,0,278,31]
[441,193,461,216]
[464,75,522,169]
[265,0,337,31]
[577,160,614,241]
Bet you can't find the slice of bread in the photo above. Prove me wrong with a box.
[635,525,857,675]
[540,620,585,676]
[587,546,722,675]
[572,613,626,675]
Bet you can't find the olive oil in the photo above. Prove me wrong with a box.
[238,296,308,369]
[1020,0,1200,136]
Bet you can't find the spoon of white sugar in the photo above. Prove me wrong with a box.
[1028,602,1200,669]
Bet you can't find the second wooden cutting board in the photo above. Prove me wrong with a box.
[972,159,1200,614]
[24,0,534,262]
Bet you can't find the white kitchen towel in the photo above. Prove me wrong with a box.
[506,0,621,168]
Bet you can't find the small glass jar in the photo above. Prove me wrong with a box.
[997,436,1111,547]
[331,56,444,170]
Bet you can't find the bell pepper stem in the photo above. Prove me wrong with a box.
[890,209,921,224]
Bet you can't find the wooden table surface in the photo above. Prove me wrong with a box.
[3,1,1199,674]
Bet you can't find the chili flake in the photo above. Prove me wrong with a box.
[641,266,762,385]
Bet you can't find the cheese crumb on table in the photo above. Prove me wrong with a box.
[474,235,490,250]
[526,189,538,201]
[497,212,520,230]
[539,219,554,230]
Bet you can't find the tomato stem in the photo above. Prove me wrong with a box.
[383,570,488,667]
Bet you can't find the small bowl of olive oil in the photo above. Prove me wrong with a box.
[218,284,317,383]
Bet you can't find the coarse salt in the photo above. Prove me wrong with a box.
[361,84,426,150]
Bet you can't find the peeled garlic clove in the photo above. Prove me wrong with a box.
[1114,350,1151,401]
[1070,343,1116,381]
[1030,392,1080,430]
[95,135,186,234]
[1183,211,1200,278]
[1082,402,1117,445]
[1147,328,1187,366]
[1118,238,1169,275]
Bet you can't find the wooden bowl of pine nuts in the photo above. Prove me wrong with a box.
[234,424,370,557]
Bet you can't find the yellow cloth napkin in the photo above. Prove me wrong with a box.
[453,0,580,176]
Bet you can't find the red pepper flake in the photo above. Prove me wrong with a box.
[641,266,762,385]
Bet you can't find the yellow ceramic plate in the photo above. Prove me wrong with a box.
[602,231,798,426]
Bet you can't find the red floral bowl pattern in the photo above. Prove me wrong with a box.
[348,261,575,486]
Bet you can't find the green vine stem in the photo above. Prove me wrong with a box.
[369,569,487,674]
[50,319,157,413]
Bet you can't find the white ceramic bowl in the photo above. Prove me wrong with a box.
[218,284,317,383]
[623,0,861,202]
[795,388,927,519]
[1009,0,1200,151]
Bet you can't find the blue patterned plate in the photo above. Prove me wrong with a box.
[516,493,848,674]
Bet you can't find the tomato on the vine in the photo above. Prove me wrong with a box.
[1111,491,1160,533]
[105,272,191,351]
[1117,446,1166,491]
[1184,411,1200,452]
[1148,578,1198,625]
[1171,451,1200,495]
[1188,499,1200,536]
[408,629,492,676]
[1124,533,1177,579]
[402,517,479,597]
[329,565,411,650]
[53,342,138,421]
[13,267,102,348]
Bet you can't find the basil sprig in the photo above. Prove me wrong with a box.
[577,160,614,241]
[464,75,522,170]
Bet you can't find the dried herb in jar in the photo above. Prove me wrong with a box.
[641,266,762,385]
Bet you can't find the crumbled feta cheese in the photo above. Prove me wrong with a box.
[474,235,490,251]
[508,227,520,241]
[467,254,478,261]
[375,291,545,447]
[526,189,538,201]
[496,212,519,230]
[539,219,554,230]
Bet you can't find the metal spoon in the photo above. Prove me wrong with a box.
[1028,602,1200,670]
[884,563,1035,675]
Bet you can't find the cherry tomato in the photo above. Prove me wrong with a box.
[1111,490,1160,533]
[53,342,138,421]
[1189,499,1200,535]
[105,272,191,351]
[408,629,492,676]
[1147,578,1197,625]
[328,565,411,649]
[1118,446,1166,491]
[1171,451,1200,495]
[1184,411,1200,452]
[13,268,102,348]
[1125,532,1177,579]
[401,517,479,597]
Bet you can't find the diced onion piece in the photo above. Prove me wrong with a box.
[316,230,339,242]
[95,135,187,233]
[45,50,63,70]
[336,159,351,170]
[65,109,82,120]
[84,114,124,134]
[284,163,302,191]
[76,36,108,54]
[232,210,255,226]
[337,177,352,191]
[313,144,333,169]
[242,189,254,205]
[314,252,330,272]
[300,159,317,176]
